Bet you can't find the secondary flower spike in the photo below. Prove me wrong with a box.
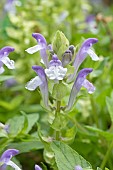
[0,46,15,74]
[25,33,49,67]
[35,164,42,170]
[67,38,99,82]
[0,149,21,170]
[66,68,95,111]
[26,66,50,110]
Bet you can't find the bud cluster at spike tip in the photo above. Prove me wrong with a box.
[25,31,99,112]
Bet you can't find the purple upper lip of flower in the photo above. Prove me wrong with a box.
[0,46,14,58]
[25,33,49,67]
[32,33,47,45]
[49,54,62,67]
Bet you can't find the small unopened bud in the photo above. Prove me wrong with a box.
[69,45,75,55]
[62,50,72,67]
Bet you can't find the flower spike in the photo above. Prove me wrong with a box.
[66,68,95,111]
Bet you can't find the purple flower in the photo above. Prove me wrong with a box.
[67,38,98,82]
[4,78,17,87]
[0,46,15,74]
[0,149,21,170]
[25,33,49,67]
[4,0,16,14]
[25,66,50,110]
[35,164,42,170]
[4,0,21,14]
[66,68,95,111]
[75,165,83,170]
[85,15,98,34]
[45,54,67,81]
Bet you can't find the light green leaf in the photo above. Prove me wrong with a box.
[0,129,8,138]
[26,113,39,133]
[51,141,92,170]
[7,113,39,136]
[52,30,69,58]
[7,115,25,136]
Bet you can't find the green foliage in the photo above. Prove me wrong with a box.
[52,31,69,58]
[51,141,92,170]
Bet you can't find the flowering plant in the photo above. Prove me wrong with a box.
[1,31,110,170]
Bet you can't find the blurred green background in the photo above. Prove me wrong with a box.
[0,0,113,169]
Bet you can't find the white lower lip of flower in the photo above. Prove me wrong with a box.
[1,57,15,69]
[45,66,67,80]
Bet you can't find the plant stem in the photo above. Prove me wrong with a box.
[55,101,61,140]
[100,140,113,169]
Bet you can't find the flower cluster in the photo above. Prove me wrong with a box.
[25,32,99,112]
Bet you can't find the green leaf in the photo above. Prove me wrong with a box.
[106,96,113,123]
[7,113,39,136]
[51,141,92,170]
[52,83,68,101]
[52,30,69,58]
[7,115,25,136]
[26,113,39,133]
[0,129,8,138]
[8,141,44,153]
